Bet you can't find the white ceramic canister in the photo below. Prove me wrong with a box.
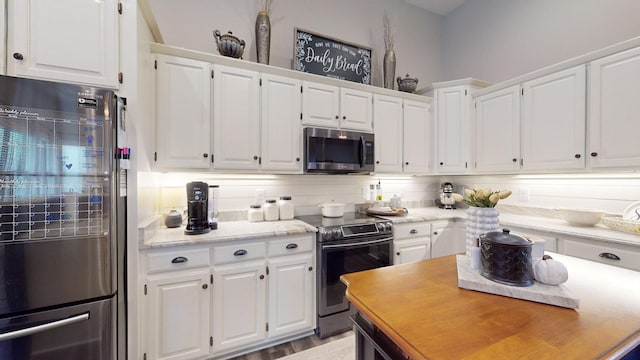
[248,204,264,222]
[278,196,294,220]
[263,199,279,221]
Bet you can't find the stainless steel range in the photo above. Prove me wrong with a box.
[296,213,393,338]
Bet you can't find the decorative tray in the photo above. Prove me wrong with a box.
[601,215,640,235]
[365,207,408,216]
[456,255,579,309]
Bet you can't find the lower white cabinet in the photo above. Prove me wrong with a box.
[503,226,558,253]
[141,234,316,360]
[431,220,466,259]
[393,222,431,264]
[143,248,212,360]
[558,236,640,272]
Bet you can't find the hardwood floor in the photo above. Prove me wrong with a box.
[228,330,353,360]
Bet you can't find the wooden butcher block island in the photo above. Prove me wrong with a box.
[341,254,640,360]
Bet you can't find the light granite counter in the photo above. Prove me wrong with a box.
[141,220,317,249]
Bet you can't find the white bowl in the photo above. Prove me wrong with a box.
[319,203,345,218]
[558,208,605,226]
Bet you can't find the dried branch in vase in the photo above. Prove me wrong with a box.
[259,0,273,13]
[383,11,394,51]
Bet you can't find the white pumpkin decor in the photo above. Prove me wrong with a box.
[533,255,569,285]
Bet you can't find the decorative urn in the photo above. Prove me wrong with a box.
[213,30,245,59]
[397,74,418,93]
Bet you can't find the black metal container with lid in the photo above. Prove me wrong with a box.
[479,229,534,287]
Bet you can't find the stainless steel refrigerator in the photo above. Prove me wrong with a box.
[0,75,125,359]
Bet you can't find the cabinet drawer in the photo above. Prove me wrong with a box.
[561,239,640,271]
[269,235,314,257]
[146,248,210,274]
[213,241,266,265]
[394,222,431,239]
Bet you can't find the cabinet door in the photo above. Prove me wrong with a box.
[145,270,211,360]
[261,74,303,173]
[212,260,266,353]
[301,81,340,128]
[7,0,118,88]
[394,238,430,264]
[373,94,403,173]
[213,65,261,170]
[521,65,586,171]
[431,221,465,258]
[267,253,315,338]
[589,47,640,169]
[155,55,212,170]
[0,0,5,75]
[474,86,521,173]
[340,88,373,132]
[403,99,433,174]
[558,237,640,271]
[436,86,471,174]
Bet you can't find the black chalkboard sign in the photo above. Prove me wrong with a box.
[294,28,372,85]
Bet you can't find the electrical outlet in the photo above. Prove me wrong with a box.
[519,187,530,202]
[255,189,265,204]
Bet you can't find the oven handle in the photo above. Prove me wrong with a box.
[322,237,393,250]
[0,312,89,341]
[358,136,365,168]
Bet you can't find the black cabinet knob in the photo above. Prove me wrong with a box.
[439,162,444,166]
[13,53,24,60]
[260,274,265,280]
[203,153,208,158]
[253,155,258,160]
[308,266,313,271]
[335,115,339,119]
[405,162,409,165]
[202,284,208,290]
[396,252,400,256]
[590,152,598,157]
[574,154,581,159]
[296,157,300,161]
[512,158,517,162]
[376,161,380,164]
[342,116,346,120]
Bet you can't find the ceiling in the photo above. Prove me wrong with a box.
[405,0,467,15]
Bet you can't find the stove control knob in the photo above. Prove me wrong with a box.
[385,222,393,233]
[376,222,385,232]
[332,228,342,239]
[320,229,332,240]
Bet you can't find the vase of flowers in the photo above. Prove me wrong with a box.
[452,186,512,257]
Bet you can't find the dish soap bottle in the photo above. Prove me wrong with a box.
[376,181,382,201]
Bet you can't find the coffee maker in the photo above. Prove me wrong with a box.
[439,182,456,209]
[185,181,211,235]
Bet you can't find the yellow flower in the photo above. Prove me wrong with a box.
[498,190,512,199]
[489,193,500,203]
[464,188,474,198]
[452,193,464,202]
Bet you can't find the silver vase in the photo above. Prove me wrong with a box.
[255,11,271,65]
[383,49,396,89]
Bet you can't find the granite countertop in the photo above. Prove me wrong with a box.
[141,220,317,249]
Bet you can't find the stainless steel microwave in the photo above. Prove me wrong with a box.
[303,127,375,174]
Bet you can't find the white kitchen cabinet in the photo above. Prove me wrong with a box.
[373,94,403,173]
[473,85,521,173]
[0,0,5,74]
[212,259,267,353]
[7,0,119,88]
[434,85,475,174]
[558,236,640,272]
[155,55,212,170]
[403,99,433,174]
[302,81,372,132]
[521,65,586,171]
[431,220,466,259]
[588,46,640,169]
[501,226,558,253]
[143,248,212,360]
[393,222,431,264]
[213,64,261,170]
[261,74,303,173]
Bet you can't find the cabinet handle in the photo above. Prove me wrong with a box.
[512,158,517,162]
[202,284,208,290]
[396,252,400,256]
[296,157,300,162]
[410,229,418,234]
[599,252,621,261]
[202,153,208,158]
[253,155,258,160]
[590,152,598,157]
[260,274,265,280]
[574,154,581,159]
[285,243,298,249]
[405,162,409,165]
[439,162,444,166]
[171,256,188,264]
[13,52,24,60]
[335,115,339,119]
[376,161,380,164]
[342,116,346,120]
[433,232,438,235]
[233,249,247,256]
[308,266,313,271]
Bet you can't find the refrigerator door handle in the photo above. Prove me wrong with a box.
[0,312,89,341]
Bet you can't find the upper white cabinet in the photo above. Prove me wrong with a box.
[521,65,586,171]
[7,0,119,88]
[260,74,303,173]
[213,65,261,170]
[588,46,640,169]
[473,85,521,173]
[403,99,433,174]
[373,94,403,173]
[155,55,212,170]
[302,81,372,132]
[435,85,471,174]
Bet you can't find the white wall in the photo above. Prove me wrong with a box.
[146,0,444,88]
[443,0,640,83]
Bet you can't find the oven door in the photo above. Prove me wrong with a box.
[318,237,392,317]
[304,127,374,174]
